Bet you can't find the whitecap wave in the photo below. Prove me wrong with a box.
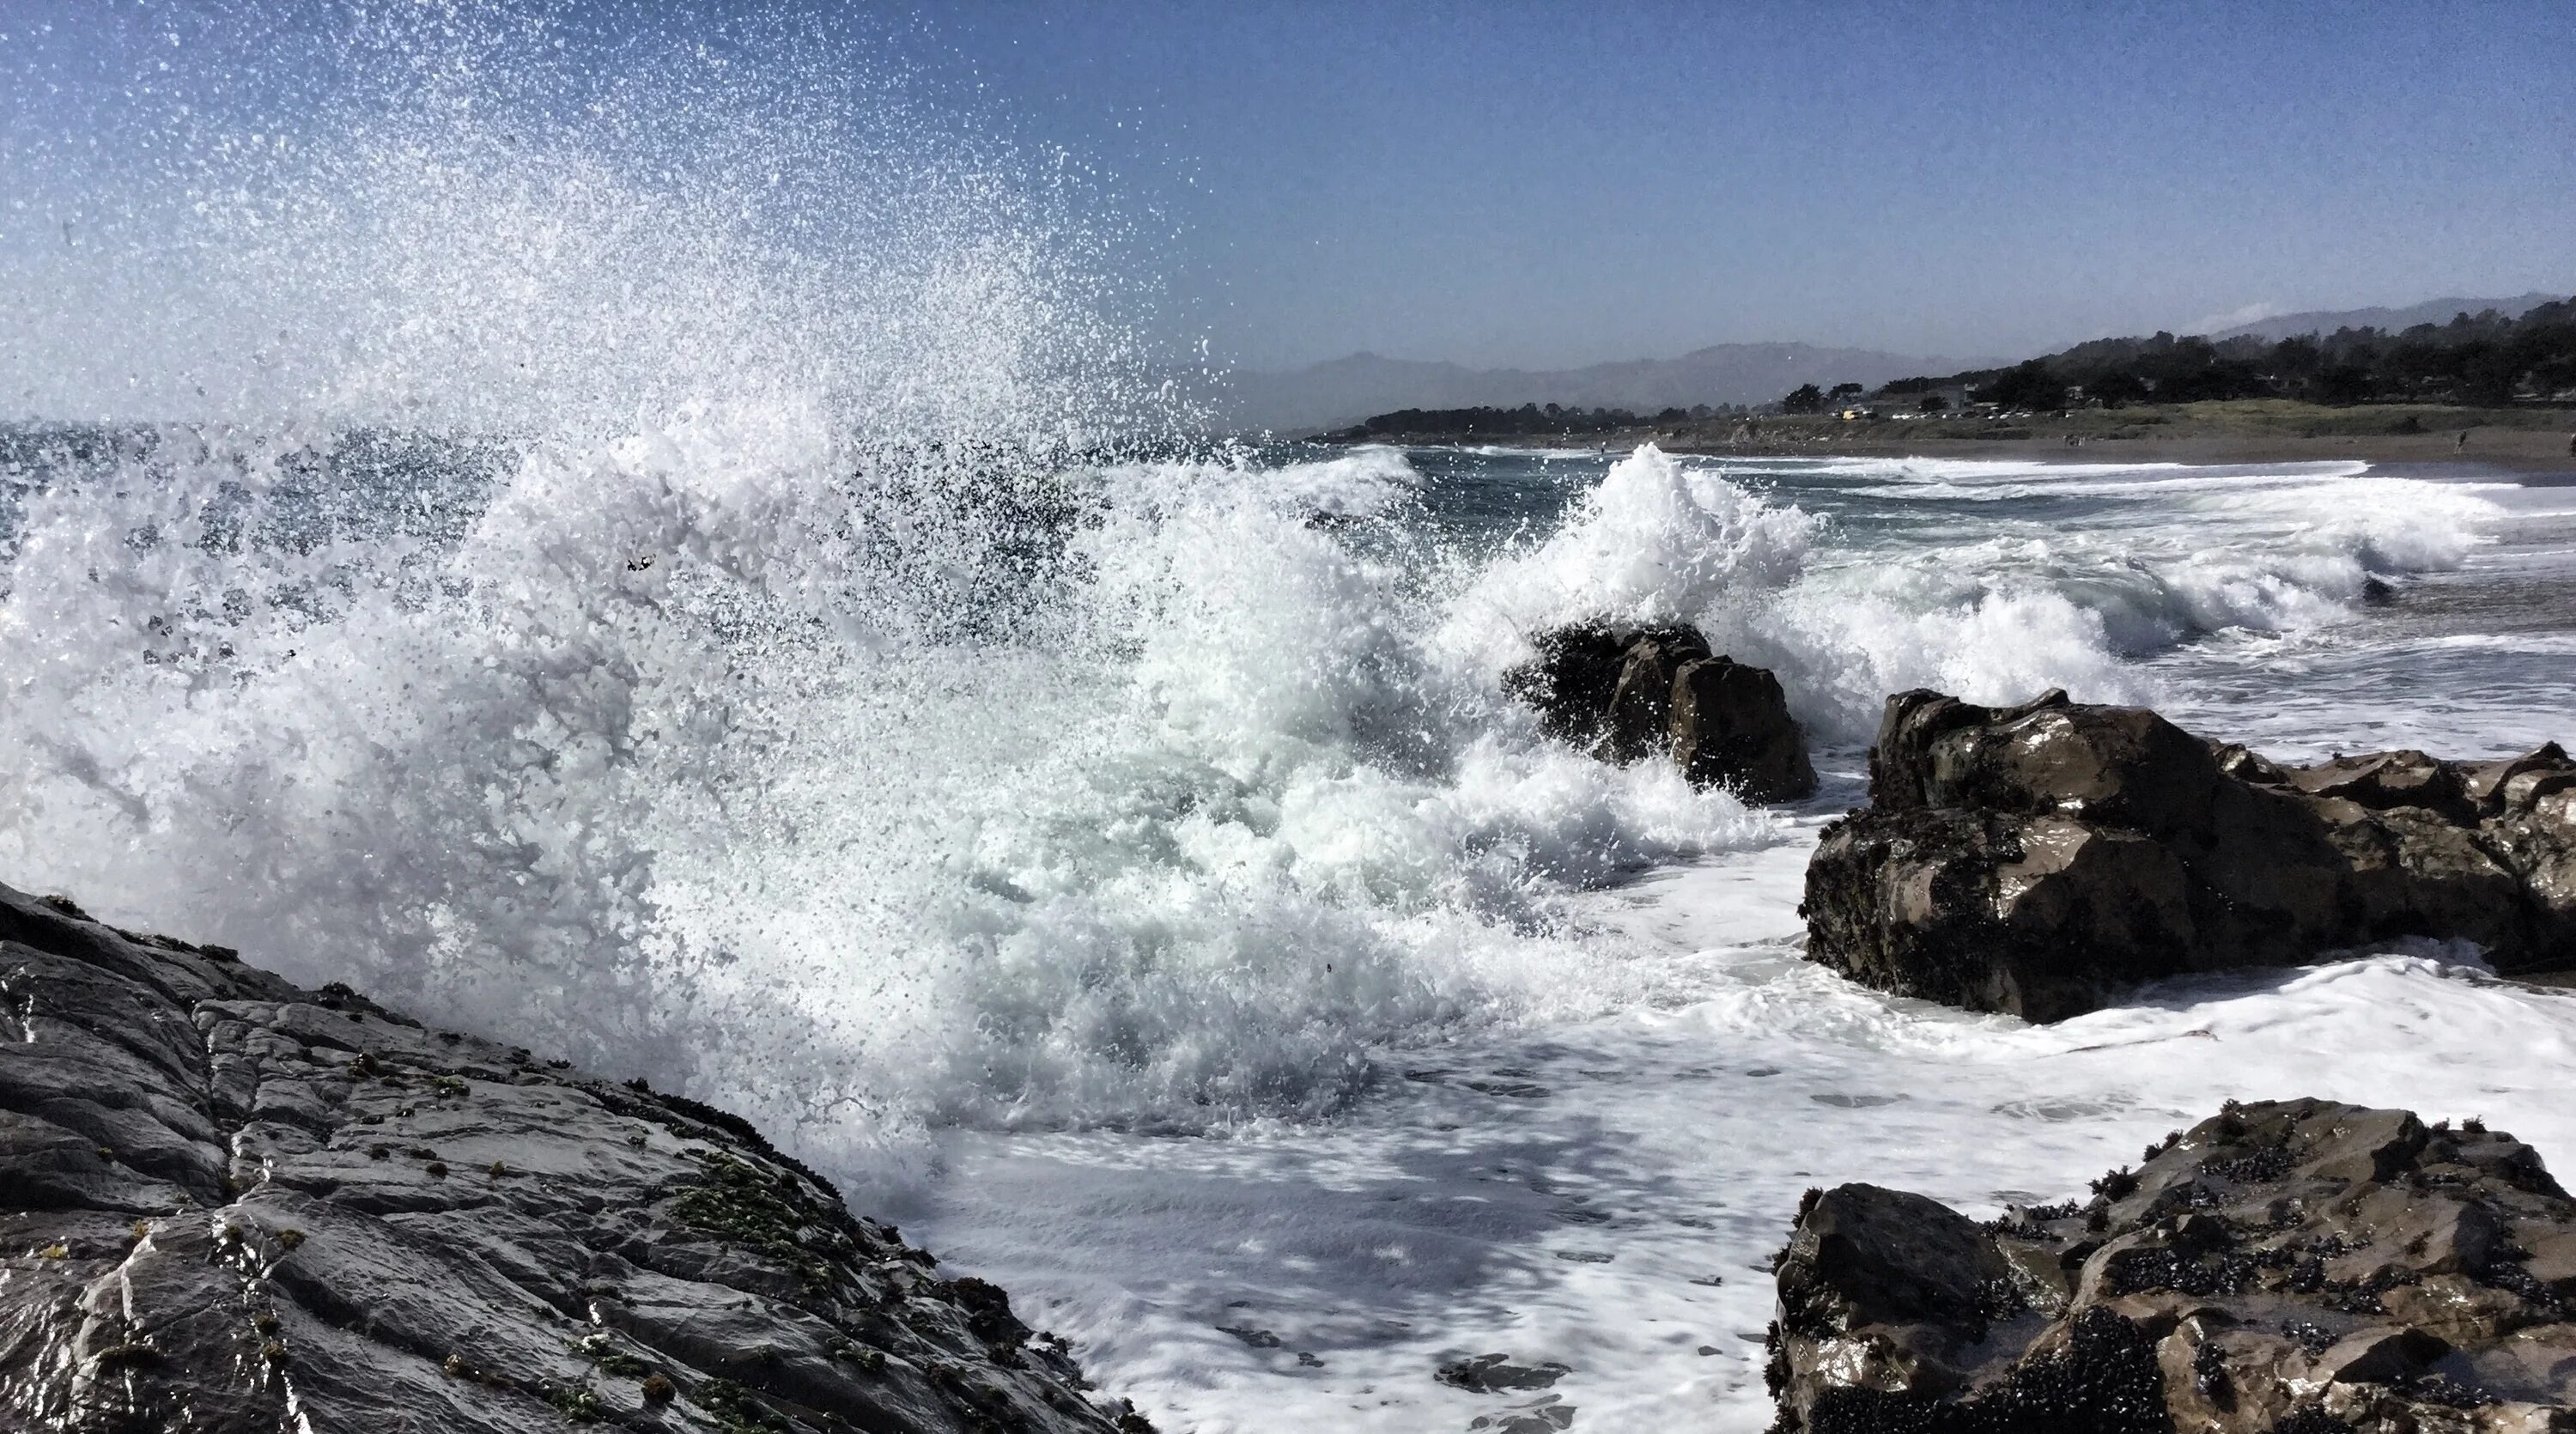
[1431,446,2507,743]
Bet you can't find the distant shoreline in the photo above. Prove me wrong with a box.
[1311,399,2576,476]
[1668,428,2576,475]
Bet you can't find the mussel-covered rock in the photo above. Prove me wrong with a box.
[1771,1098,2576,1432]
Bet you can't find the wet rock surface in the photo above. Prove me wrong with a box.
[1436,1352,1572,1393]
[1504,623,1817,801]
[1769,1098,2576,1433]
[0,880,1140,1434]
[1802,688,2576,1020]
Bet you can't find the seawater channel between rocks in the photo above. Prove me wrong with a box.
[909,828,2576,1431]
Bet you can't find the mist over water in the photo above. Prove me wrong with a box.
[3,3,1168,441]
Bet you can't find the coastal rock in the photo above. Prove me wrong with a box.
[0,880,1141,1434]
[1769,1098,2576,1433]
[1668,657,1817,802]
[1801,689,2576,1020]
[1505,623,1816,801]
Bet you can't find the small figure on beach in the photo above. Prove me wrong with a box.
[2458,429,2470,451]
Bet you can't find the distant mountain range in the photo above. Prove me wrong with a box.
[1202,294,2568,434]
[1207,343,1949,434]
[2209,294,2564,343]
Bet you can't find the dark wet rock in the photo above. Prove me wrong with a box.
[1437,1353,1573,1392]
[1769,1098,2576,1433]
[1607,626,1705,764]
[1504,623,1816,801]
[0,879,1136,1433]
[1671,655,1817,801]
[1467,1395,1576,1432]
[1801,689,2576,1019]
[1506,623,1703,758]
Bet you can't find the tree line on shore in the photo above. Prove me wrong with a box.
[1326,297,2576,438]
[1853,295,2576,413]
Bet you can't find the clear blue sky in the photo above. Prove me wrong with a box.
[7,1,2572,378]
[912,1,2576,369]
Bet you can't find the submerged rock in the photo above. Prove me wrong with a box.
[1436,1352,1572,1393]
[1504,623,1816,801]
[1801,689,2576,1020]
[1769,1098,2576,1433]
[0,880,1141,1434]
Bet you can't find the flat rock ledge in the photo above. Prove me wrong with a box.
[1801,688,2576,1020]
[1769,1098,2576,1434]
[1504,623,1817,802]
[0,879,1146,1434]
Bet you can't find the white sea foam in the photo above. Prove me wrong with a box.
[1469,446,1819,623]
[917,833,2576,1434]
[1431,446,2506,743]
[1211,444,1424,517]
[3,429,1810,1193]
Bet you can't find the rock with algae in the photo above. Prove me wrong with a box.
[0,878,1148,1434]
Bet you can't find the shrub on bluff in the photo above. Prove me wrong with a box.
[1801,688,2576,1020]
[1505,622,1817,802]
[1768,1098,2576,1432]
[0,880,1145,1434]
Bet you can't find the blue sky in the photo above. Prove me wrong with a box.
[911,1,2576,368]
[7,1,2572,378]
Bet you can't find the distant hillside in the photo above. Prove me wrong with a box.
[1211,342,1946,434]
[2212,294,2563,343]
[1901,295,2576,411]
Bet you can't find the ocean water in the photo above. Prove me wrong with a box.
[890,447,2576,1433]
[9,9,2576,1431]
[10,429,2576,1431]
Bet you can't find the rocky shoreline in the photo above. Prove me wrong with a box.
[0,881,1142,1434]
[1766,688,2576,1425]
[1769,1098,2576,1431]
[1492,650,2576,1425]
[1802,688,2576,1021]
[13,657,2576,1430]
